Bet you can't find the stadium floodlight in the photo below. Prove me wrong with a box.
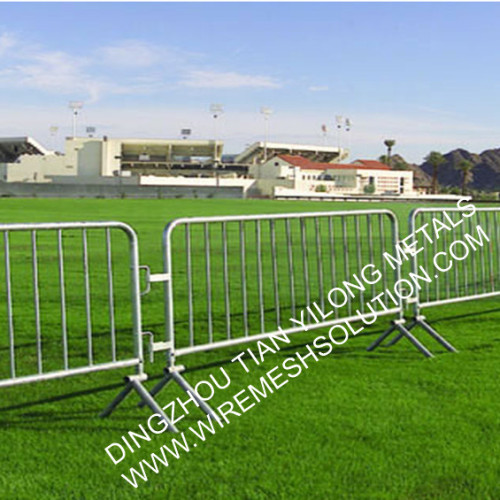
[261,107,273,162]
[210,103,224,119]
[181,128,192,140]
[321,124,328,145]
[335,115,344,149]
[69,101,84,138]
[86,126,96,138]
[210,104,224,164]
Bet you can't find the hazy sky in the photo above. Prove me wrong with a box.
[1,2,499,162]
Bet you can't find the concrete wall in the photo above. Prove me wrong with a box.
[140,175,255,192]
[0,153,76,182]
[0,182,245,199]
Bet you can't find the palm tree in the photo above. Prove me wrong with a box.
[458,160,473,195]
[425,151,446,194]
[383,139,396,168]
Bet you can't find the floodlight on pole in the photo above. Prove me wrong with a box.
[321,124,328,146]
[335,115,343,150]
[260,107,273,162]
[210,103,224,164]
[345,118,352,158]
[69,101,84,138]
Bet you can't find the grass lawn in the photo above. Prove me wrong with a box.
[0,198,499,500]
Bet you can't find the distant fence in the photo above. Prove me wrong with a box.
[0,182,244,199]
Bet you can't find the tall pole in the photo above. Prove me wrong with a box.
[335,115,343,151]
[261,107,273,163]
[69,101,83,138]
[210,103,224,166]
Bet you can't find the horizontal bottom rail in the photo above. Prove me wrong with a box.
[174,308,401,357]
[0,359,141,389]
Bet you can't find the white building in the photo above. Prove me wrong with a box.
[251,154,414,197]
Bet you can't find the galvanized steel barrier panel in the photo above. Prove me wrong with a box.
[371,206,500,357]
[163,210,404,359]
[408,206,500,311]
[140,209,424,422]
[0,221,144,387]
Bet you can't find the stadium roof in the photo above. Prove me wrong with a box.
[0,137,51,162]
[235,141,348,164]
[278,154,391,171]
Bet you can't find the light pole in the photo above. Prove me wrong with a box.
[260,107,273,162]
[69,101,83,138]
[210,103,224,165]
[345,118,351,158]
[321,124,328,146]
[335,115,343,150]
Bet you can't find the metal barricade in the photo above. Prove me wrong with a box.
[370,205,499,357]
[141,209,426,421]
[0,222,176,429]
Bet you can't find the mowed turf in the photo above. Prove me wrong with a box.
[0,198,499,500]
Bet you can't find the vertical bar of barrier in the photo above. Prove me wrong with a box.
[469,215,478,295]
[314,218,325,310]
[4,232,15,378]
[270,220,280,326]
[328,216,339,319]
[255,220,265,333]
[460,214,468,296]
[355,216,364,313]
[341,216,352,316]
[378,214,389,307]
[204,223,213,343]
[441,212,450,300]
[57,229,69,369]
[367,215,375,300]
[479,211,487,294]
[300,219,310,316]
[82,229,93,365]
[185,225,194,346]
[240,221,249,335]
[221,222,230,340]
[31,230,42,374]
[105,228,116,362]
[486,211,495,292]
[285,219,296,318]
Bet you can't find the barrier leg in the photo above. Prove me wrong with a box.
[411,315,458,353]
[138,367,222,425]
[137,371,173,408]
[367,320,434,358]
[366,323,396,351]
[384,319,417,347]
[100,374,178,432]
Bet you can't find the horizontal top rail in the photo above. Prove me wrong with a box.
[164,209,397,237]
[0,221,136,235]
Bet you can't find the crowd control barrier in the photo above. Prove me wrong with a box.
[4,208,496,430]
[369,206,499,357]
[139,209,433,422]
[0,222,177,429]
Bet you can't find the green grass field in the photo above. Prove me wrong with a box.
[0,198,499,500]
